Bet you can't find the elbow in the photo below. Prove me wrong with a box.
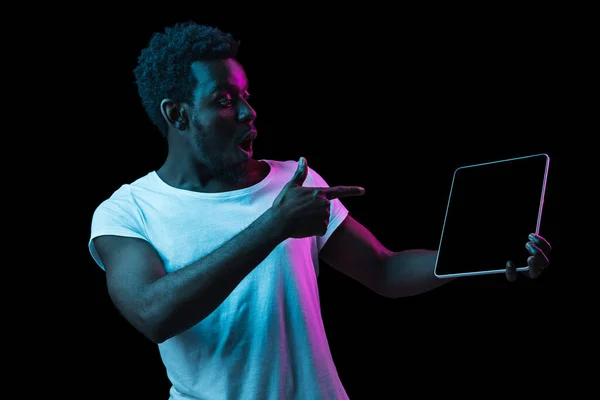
[371,258,405,298]
[127,300,174,344]
[137,308,176,344]
[374,251,422,299]
[374,276,425,298]
[370,274,394,298]
[143,323,170,344]
[138,319,171,344]
[372,250,398,298]
[108,288,177,344]
[134,294,211,344]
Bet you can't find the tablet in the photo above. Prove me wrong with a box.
[434,153,550,278]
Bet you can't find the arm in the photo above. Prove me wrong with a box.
[378,248,454,298]
[319,214,454,298]
[93,208,284,344]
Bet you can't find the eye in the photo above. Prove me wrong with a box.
[217,92,251,108]
[218,94,233,107]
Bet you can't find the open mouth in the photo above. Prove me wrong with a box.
[238,137,253,152]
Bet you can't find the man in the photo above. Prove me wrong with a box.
[88,21,552,399]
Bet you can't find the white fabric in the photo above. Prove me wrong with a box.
[88,159,350,399]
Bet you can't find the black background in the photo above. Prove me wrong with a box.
[57,6,574,399]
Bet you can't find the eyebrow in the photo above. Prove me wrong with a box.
[208,83,249,95]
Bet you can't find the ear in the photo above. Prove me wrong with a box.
[160,99,188,131]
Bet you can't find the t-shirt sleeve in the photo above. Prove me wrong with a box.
[305,166,349,252]
[88,186,147,271]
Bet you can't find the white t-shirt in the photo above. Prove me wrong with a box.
[88,159,350,400]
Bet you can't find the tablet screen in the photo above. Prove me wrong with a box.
[434,153,549,278]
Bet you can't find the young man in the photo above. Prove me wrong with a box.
[88,21,552,399]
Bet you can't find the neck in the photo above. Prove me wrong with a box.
[157,154,265,193]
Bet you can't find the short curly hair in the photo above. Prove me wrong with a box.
[133,21,240,138]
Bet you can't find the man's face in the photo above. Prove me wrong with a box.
[187,58,257,183]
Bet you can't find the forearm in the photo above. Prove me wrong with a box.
[142,209,284,343]
[379,249,455,298]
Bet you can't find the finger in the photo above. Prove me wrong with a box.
[322,186,366,199]
[528,233,552,255]
[289,157,308,187]
[526,241,549,269]
[506,260,518,282]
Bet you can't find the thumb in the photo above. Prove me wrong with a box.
[506,260,518,282]
[289,157,308,187]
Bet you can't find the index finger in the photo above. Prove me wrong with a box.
[321,186,365,199]
[528,233,552,255]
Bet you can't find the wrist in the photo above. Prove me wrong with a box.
[259,208,288,244]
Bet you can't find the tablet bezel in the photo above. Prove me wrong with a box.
[434,153,550,279]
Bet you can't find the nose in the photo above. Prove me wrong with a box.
[238,98,256,123]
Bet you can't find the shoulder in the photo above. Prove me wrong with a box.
[92,171,158,222]
[94,184,134,214]
[95,172,156,210]
[261,158,330,186]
